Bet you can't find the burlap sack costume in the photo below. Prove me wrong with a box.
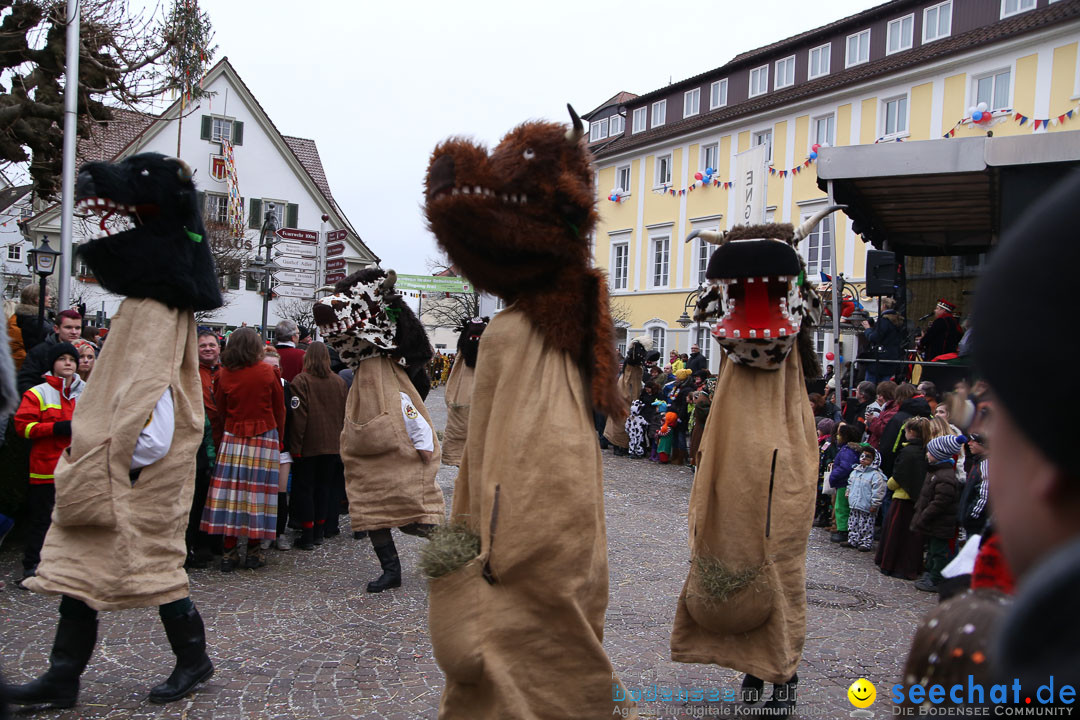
[603,363,642,449]
[25,298,202,611]
[430,308,634,719]
[441,357,473,467]
[342,354,444,532]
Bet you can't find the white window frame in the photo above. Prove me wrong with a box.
[923,1,952,43]
[710,79,728,109]
[616,164,632,196]
[881,94,910,139]
[610,240,630,291]
[812,113,835,149]
[695,236,711,285]
[652,100,667,127]
[846,29,871,68]
[749,65,769,97]
[589,117,608,142]
[609,113,625,136]
[684,88,700,118]
[701,143,718,173]
[650,235,670,289]
[808,43,831,80]
[205,192,229,225]
[7,244,21,261]
[753,129,773,163]
[798,207,833,277]
[1000,0,1036,19]
[886,14,915,55]
[972,68,1012,112]
[648,325,667,361]
[210,116,234,143]
[632,107,647,134]
[262,199,286,228]
[774,55,796,90]
[655,153,672,188]
[695,327,712,359]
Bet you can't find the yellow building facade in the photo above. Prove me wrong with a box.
[587,0,1080,369]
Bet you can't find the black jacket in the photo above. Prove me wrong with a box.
[17,336,58,395]
[880,396,933,476]
[686,352,708,373]
[862,312,905,375]
[957,455,989,536]
[919,314,963,359]
[891,440,928,500]
[911,461,960,539]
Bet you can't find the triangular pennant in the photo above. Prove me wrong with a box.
[1014,113,1022,121]
[1034,119,1042,130]
[1019,116,1027,126]
[804,160,811,167]
[1059,114,1067,124]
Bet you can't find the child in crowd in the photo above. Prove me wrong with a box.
[625,400,650,459]
[656,411,677,463]
[13,343,85,586]
[911,433,965,592]
[845,446,887,551]
[814,419,838,528]
[877,416,931,580]
[827,423,864,544]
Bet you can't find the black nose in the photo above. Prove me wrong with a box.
[427,154,456,198]
[74,170,97,200]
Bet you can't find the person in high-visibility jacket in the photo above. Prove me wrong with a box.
[13,342,85,586]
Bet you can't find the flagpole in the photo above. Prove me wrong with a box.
[58,0,79,311]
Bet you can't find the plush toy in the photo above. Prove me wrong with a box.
[669,207,840,716]
[312,267,444,593]
[12,153,219,708]
[422,105,634,718]
[604,335,652,455]
[442,316,488,467]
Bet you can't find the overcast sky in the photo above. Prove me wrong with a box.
[186,0,871,275]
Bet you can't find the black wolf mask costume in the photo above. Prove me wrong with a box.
[442,316,488,467]
[422,105,634,718]
[669,208,840,715]
[313,267,444,593]
[12,153,219,708]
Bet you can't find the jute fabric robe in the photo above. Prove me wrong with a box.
[603,364,642,449]
[441,357,474,467]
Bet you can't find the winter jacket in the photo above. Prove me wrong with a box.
[891,440,928,500]
[957,456,989,537]
[827,442,862,490]
[686,352,708,373]
[212,361,285,446]
[868,401,898,448]
[847,455,887,513]
[274,343,306,383]
[13,373,85,484]
[879,396,933,475]
[7,303,49,369]
[287,372,347,458]
[911,461,960,540]
[862,311,905,375]
[918,313,963,360]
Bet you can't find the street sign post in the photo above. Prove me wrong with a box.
[274,284,314,299]
[275,270,316,285]
[326,242,345,257]
[274,242,316,258]
[276,255,317,271]
[276,228,319,243]
[395,273,472,294]
[325,271,345,283]
[327,229,347,242]
[325,257,346,271]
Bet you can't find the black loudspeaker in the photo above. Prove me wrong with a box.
[865,250,896,296]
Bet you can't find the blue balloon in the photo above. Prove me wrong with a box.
[838,355,845,364]
[971,110,983,122]
[705,167,714,175]
[809,151,818,160]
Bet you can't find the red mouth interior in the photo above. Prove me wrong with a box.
[713,277,799,340]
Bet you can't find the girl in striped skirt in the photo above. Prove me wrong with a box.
[201,328,285,571]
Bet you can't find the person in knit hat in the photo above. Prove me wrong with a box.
[975,169,1080,695]
[910,434,967,592]
[12,342,85,586]
[918,298,963,361]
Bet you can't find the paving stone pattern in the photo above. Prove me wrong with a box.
[0,385,935,719]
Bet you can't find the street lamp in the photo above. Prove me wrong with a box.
[27,236,61,330]
[678,284,703,328]
[247,204,279,336]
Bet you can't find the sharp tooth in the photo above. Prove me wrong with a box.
[501,194,508,202]
[474,186,482,195]
[732,330,741,338]
[520,194,527,204]
[461,187,470,195]
[761,277,768,283]
[779,327,787,336]
[763,329,771,338]
[717,328,726,337]
[749,329,757,338]
[451,188,459,196]
[747,277,755,283]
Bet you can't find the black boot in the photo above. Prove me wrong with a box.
[740,674,764,705]
[313,524,325,546]
[762,674,798,717]
[148,607,214,703]
[399,522,435,538]
[296,527,315,551]
[366,538,401,593]
[353,530,368,540]
[7,609,98,708]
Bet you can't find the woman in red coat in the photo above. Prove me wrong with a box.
[200,328,285,571]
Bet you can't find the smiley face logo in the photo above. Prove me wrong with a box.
[848,678,876,708]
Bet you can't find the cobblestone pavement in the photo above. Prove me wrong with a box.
[0,385,936,719]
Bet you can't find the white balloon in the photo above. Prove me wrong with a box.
[977,102,988,112]
[967,106,977,116]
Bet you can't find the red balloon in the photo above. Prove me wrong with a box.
[694,172,703,181]
[825,352,835,361]
[811,143,821,153]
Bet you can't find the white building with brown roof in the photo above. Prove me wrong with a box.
[26,58,378,334]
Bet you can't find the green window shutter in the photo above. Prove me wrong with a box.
[196,191,206,214]
[200,115,212,140]
[232,121,244,146]
[249,198,262,229]
[286,203,298,229]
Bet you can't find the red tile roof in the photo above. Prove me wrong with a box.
[594,1,1080,159]
[76,108,156,164]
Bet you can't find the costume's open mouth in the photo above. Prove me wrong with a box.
[75,197,155,239]
[711,275,801,340]
[312,296,357,337]
[426,154,528,205]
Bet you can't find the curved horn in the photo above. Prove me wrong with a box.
[565,103,585,144]
[381,269,397,290]
[685,228,727,245]
[792,204,847,241]
[169,157,194,182]
[315,285,336,294]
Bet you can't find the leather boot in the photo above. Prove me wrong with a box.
[148,607,214,703]
[7,613,98,708]
[762,674,799,716]
[366,540,401,593]
[399,522,434,538]
[740,674,764,705]
[220,547,239,573]
[296,527,315,551]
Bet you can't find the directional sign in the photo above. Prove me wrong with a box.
[275,255,317,271]
[275,242,316,258]
[395,273,472,294]
[274,284,314,299]
[276,228,319,243]
[325,257,347,271]
[327,229,347,242]
[326,272,345,283]
[275,270,316,285]
[326,242,345,257]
